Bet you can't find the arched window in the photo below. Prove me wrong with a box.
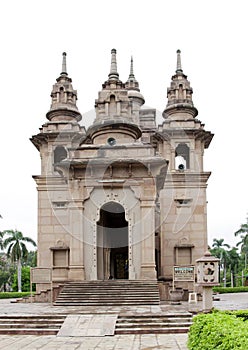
[175,143,190,170]
[109,94,116,116]
[54,146,67,163]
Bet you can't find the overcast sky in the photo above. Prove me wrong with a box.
[0,0,247,248]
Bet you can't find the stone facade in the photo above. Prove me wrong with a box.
[31,49,213,292]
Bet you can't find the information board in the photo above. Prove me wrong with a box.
[173,266,195,281]
[30,268,52,283]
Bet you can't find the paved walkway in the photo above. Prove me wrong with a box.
[0,293,247,349]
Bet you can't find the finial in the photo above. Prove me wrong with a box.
[61,52,68,76]
[176,49,183,73]
[130,56,134,77]
[108,48,119,80]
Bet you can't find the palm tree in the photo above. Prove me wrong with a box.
[235,217,248,270]
[3,230,36,292]
[0,231,5,251]
[211,238,230,287]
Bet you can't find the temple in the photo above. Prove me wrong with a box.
[31,49,213,293]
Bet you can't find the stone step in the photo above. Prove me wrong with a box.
[57,295,159,299]
[0,323,63,329]
[118,318,192,324]
[0,328,59,335]
[114,313,193,334]
[116,322,192,328]
[54,300,159,306]
[115,327,190,334]
[54,280,160,306]
[0,315,66,335]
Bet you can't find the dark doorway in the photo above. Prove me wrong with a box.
[97,202,128,280]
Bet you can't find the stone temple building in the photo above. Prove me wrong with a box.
[31,49,213,294]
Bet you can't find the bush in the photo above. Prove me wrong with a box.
[188,311,248,350]
[12,267,35,292]
[213,286,248,293]
[0,292,32,299]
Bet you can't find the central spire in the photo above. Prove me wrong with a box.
[61,52,68,76]
[176,49,183,73]
[108,48,119,81]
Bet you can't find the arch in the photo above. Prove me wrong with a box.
[109,94,117,116]
[175,143,190,170]
[97,202,128,280]
[54,146,67,164]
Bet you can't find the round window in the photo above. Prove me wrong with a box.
[107,137,116,146]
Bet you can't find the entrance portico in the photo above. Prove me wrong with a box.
[97,202,128,280]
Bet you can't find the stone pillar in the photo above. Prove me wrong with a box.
[140,200,157,280]
[68,200,85,280]
[202,286,213,312]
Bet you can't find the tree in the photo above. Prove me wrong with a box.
[235,218,248,270]
[12,267,35,292]
[3,230,36,292]
[0,231,5,251]
[211,238,230,287]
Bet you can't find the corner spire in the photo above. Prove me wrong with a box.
[46,52,82,122]
[108,48,119,81]
[162,50,198,120]
[176,49,183,74]
[129,56,134,79]
[125,56,139,88]
[61,52,68,76]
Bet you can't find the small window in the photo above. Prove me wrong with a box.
[175,246,193,265]
[107,137,116,146]
[54,146,67,163]
[175,143,190,170]
[53,250,66,267]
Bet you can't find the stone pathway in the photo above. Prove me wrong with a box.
[0,293,247,349]
[0,333,188,349]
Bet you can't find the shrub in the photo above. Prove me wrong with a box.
[188,311,248,350]
[0,292,32,299]
[12,267,35,292]
[213,286,248,294]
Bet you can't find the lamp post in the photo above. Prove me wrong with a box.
[196,251,220,312]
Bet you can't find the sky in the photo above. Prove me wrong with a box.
[0,0,247,248]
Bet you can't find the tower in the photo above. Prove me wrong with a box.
[159,50,213,284]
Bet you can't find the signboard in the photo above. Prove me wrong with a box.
[30,268,52,283]
[173,266,195,282]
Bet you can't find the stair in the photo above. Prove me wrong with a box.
[115,313,192,334]
[0,315,66,335]
[54,280,160,306]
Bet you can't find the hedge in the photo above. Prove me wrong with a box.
[213,286,248,293]
[0,292,32,299]
[188,311,248,350]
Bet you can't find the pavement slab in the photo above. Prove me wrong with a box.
[57,314,118,337]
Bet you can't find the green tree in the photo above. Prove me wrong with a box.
[227,247,240,287]
[0,254,15,291]
[3,230,36,292]
[0,231,5,251]
[235,217,248,270]
[12,267,34,292]
[211,238,230,287]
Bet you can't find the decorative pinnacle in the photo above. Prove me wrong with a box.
[108,48,119,80]
[61,52,68,76]
[129,56,134,78]
[176,49,183,73]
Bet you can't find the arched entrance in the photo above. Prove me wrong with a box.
[97,202,128,280]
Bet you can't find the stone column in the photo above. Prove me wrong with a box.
[140,200,157,280]
[68,200,85,280]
